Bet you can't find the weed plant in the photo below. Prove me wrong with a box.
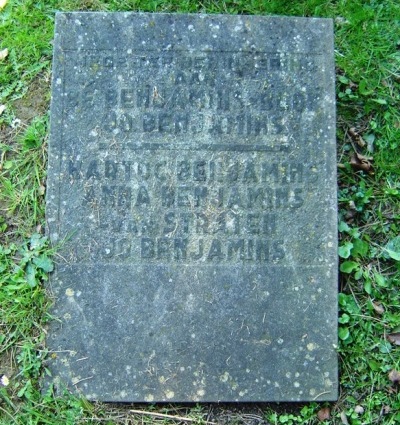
[1,0,400,424]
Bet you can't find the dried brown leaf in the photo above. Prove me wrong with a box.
[382,405,391,415]
[354,405,364,415]
[372,301,384,315]
[350,152,373,173]
[0,48,8,61]
[348,127,366,147]
[317,407,330,421]
[388,369,400,384]
[387,332,400,346]
[340,411,349,424]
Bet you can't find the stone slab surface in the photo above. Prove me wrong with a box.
[45,12,338,402]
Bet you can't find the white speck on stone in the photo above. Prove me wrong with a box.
[105,249,111,255]
[294,382,300,388]
[295,372,300,378]
[180,367,185,372]
[274,381,280,388]
[188,24,195,32]
[220,371,230,383]
[286,372,291,378]
[144,394,154,402]
[307,343,317,351]
[127,49,132,54]
[309,388,316,396]
[165,390,174,399]
[71,376,80,385]
[246,369,250,373]
[63,313,71,320]
[277,338,284,344]
[65,288,74,297]
[197,389,205,397]
[191,333,196,339]
[56,78,62,85]
[120,390,127,398]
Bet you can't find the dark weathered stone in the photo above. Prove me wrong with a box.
[45,12,338,402]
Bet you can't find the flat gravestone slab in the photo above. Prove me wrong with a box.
[46,12,338,402]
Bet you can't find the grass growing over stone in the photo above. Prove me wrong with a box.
[1,0,400,424]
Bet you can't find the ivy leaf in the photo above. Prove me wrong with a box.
[338,242,353,259]
[338,221,351,233]
[339,327,350,340]
[383,237,400,261]
[30,233,47,250]
[33,255,54,272]
[25,263,37,288]
[352,238,368,257]
[384,248,400,262]
[340,261,359,273]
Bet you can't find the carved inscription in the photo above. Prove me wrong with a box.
[61,51,321,263]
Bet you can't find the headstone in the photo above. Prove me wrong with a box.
[46,12,338,402]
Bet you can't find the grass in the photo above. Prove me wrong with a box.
[1,0,400,423]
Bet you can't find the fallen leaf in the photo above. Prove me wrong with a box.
[348,127,366,148]
[381,405,391,415]
[0,0,8,10]
[354,405,364,415]
[0,48,8,61]
[0,104,5,115]
[387,332,400,346]
[372,301,385,315]
[317,407,330,421]
[388,369,400,384]
[350,152,373,173]
[340,411,349,424]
